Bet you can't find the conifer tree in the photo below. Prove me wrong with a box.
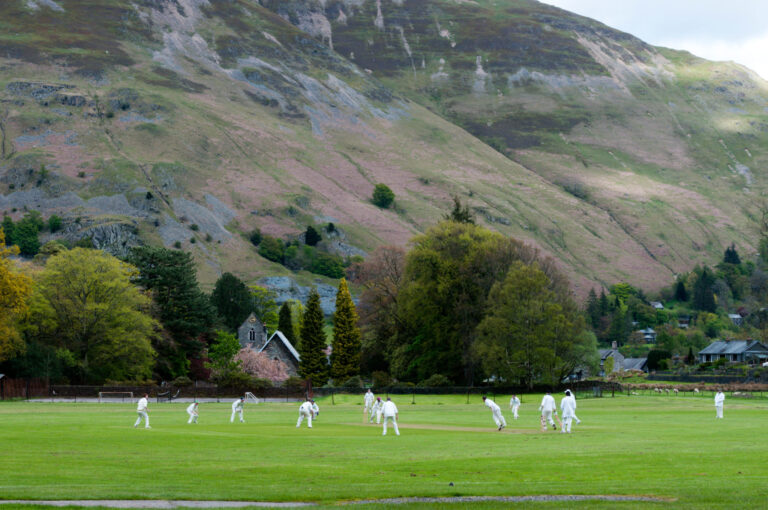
[586,288,600,328]
[675,280,688,302]
[330,278,362,382]
[298,288,328,385]
[278,301,294,344]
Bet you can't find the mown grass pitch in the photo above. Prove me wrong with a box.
[1,394,766,509]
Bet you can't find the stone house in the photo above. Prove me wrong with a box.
[598,341,624,376]
[237,313,301,376]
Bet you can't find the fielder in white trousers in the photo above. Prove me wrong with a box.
[381,398,399,435]
[539,393,557,430]
[560,390,576,433]
[187,402,198,424]
[297,401,313,428]
[231,397,244,423]
[509,395,520,420]
[483,396,506,430]
[370,398,383,424]
[133,394,150,428]
[715,391,725,418]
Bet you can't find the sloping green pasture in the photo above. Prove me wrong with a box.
[0,395,765,508]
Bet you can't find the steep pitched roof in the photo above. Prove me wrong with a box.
[623,358,647,371]
[259,330,300,362]
[699,340,768,355]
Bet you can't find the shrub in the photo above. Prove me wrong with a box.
[372,183,395,208]
[173,241,182,249]
[190,237,196,244]
[341,375,363,388]
[326,222,336,233]
[172,376,193,387]
[258,235,285,263]
[249,228,262,246]
[284,376,305,392]
[190,224,199,231]
[418,374,451,387]
[47,215,62,233]
[310,252,344,278]
[304,225,321,246]
[372,371,391,388]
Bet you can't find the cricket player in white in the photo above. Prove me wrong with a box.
[381,397,399,436]
[509,394,521,420]
[483,396,506,431]
[364,389,374,421]
[370,397,383,424]
[715,389,725,418]
[134,393,150,428]
[311,400,319,418]
[231,397,245,423]
[186,402,199,424]
[297,400,314,428]
[539,392,557,430]
[560,390,576,433]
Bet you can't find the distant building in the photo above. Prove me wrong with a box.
[677,316,690,329]
[650,301,664,310]
[698,340,768,364]
[623,358,648,372]
[728,314,744,327]
[637,327,656,343]
[237,313,301,376]
[598,341,624,376]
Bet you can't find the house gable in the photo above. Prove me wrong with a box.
[237,313,268,350]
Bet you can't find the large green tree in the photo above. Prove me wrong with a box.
[250,285,279,333]
[393,221,565,384]
[474,261,587,388]
[693,267,717,312]
[298,288,328,386]
[0,228,32,362]
[24,248,156,383]
[211,272,253,331]
[330,278,361,382]
[127,246,215,378]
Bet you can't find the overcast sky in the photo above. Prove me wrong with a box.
[542,0,768,79]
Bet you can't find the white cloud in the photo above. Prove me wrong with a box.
[542,0,768,80]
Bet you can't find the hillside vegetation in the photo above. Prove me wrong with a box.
[1,0,767,294]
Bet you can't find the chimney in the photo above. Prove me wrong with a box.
[611,341,617,350]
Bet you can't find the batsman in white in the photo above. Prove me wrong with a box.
[539,391,557,430]
[133,393,150,429]
[230,396,245,423]
[715,389,725,418]
[297,399,314,428]
[509,394,521,420]
[186,402,199,424]
[381,397,399,436]
[482,396,506,431]
[363,389,374,421]
[560,390,576,433]
[370,396,383,424]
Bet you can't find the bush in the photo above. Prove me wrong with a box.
[258,235,284,263]
[47,215,62,233]
[310,252,344,278]
[372,371,391,388]
[172,376,193,387]
[418,373,452,387]
[341,375,363,388]
[249,229,262,246]
[647,350,672,371]
[304,225,321,246]
[372,183,395,208]
[284,376,305,392]
[190,224,199,231]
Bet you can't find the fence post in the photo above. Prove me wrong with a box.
[466,389,470,405]
[331,389,335,406]
[26,379,30,400]
[411,392,415,405]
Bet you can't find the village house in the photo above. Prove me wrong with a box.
[698,340,768,365]
[598,341,624,376]
[638,327,656,343]
[237,313,301,376]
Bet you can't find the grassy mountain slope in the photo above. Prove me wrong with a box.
[1,0,765,295]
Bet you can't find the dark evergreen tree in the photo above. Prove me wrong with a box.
[372,183,395,208]
[330,278,362,382]
[14,216,40,257]
[675,279,688,302]
[586,288,600,328]
[127,246,216,378]
[278,302,294,345]
[298,288,328,386]
[723,243,741,265]
[304,225,321,246]
[444,195,475,224]
[598,288,609,316]
[685,346,695,365]
[607,308,632,347]
[692,267,717,313]
[2,215,15,246]
[210,272,253,331]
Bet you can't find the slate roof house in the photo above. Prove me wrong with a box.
[698,340,768,364]
[623,358,648,372]
[638,327,656,343]
[237,313,301,376]
[598,341,624,376]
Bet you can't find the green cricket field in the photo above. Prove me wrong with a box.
[0,393,766,509]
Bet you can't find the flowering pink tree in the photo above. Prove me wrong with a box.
[235,348,290,383]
